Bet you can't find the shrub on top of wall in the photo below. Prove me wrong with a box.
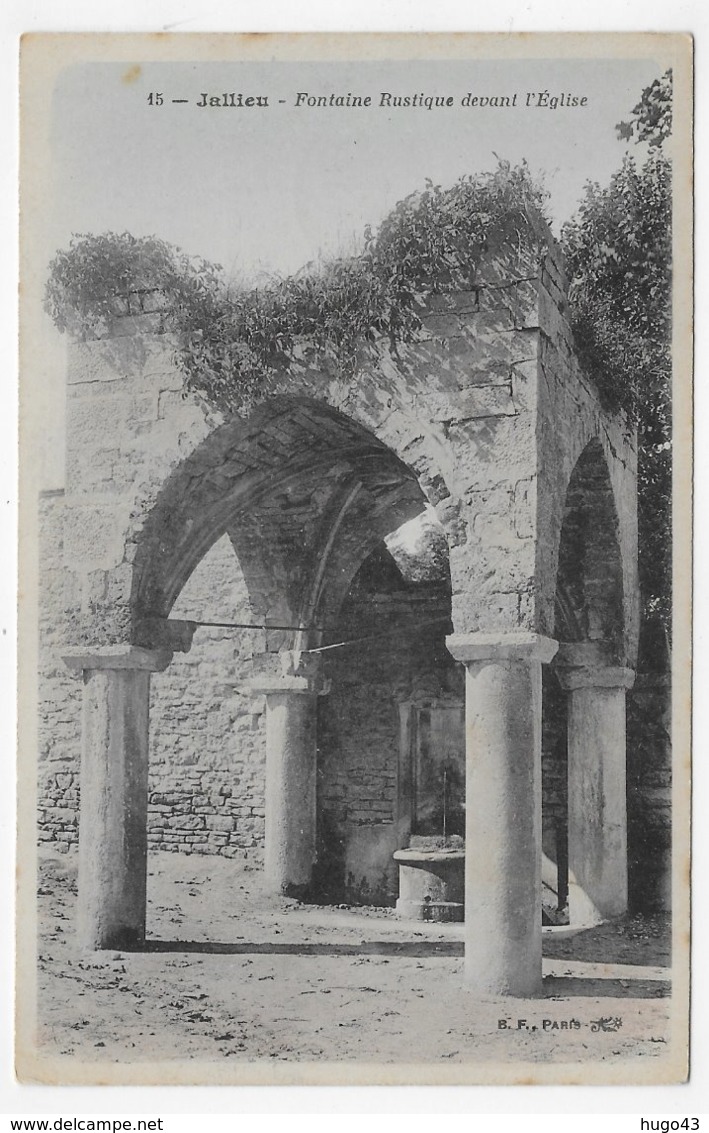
[44,231,223,340]
[44,161,548,416]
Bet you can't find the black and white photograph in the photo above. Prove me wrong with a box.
[16,32,692,1087]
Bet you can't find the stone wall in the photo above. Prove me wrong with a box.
[37,491,82,851]
[37,508,270,861]
[147,533,267,861]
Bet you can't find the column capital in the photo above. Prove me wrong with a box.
[246,674,328,696]
[557,666,635,691]
[446,631,558,665]
[63,644,173,674]
[247,649,329,696]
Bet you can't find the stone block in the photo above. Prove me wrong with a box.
[167,814,205,830]
[205,815,235,832]
[418,386,516,423]
[420,313,463,338]
[424,291,480,315]
[62,505,129,572]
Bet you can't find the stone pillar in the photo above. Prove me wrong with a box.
[447,632,558,997]
[249,656,328,895]
[64,646,172,950]
[557,650,635,922]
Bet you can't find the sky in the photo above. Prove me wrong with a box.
[48,55,665,278]
[36,52,668,487]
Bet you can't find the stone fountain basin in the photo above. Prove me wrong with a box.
[393,837,465,922]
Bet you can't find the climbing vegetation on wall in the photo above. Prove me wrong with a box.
[44,161,547,415]
[44,232,222,339]
[561,70,673,631]
[561,153,671,423]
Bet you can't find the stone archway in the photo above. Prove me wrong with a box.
[551,438,634,924]
[54,205,640,997]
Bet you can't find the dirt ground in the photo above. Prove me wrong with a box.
[33,847,672,1077]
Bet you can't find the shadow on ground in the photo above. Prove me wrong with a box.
[142,938,460,957]
[140,936,670,998]
[542,915,671,968]
[36,850,674,1066]
[542,976,669,999]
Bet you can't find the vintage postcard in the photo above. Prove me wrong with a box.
[17,32,692,1086]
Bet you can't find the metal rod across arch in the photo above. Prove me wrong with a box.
[181,614,452,654]
[190,620,321,632]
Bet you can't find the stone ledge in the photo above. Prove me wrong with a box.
[446,631,558,664]
[245,675,328,696]
[63,645,173,673]
[554,642,635,690]
[393,848,465,863]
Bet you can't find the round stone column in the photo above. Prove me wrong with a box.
[249,657,328,896]
[557,651,635,922]
[63,645,172,951]
[447,632,558,997]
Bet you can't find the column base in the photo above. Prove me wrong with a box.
[79,926,145,954]
[463,961,544,999]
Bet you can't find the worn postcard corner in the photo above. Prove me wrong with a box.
[17,31,692,1087]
